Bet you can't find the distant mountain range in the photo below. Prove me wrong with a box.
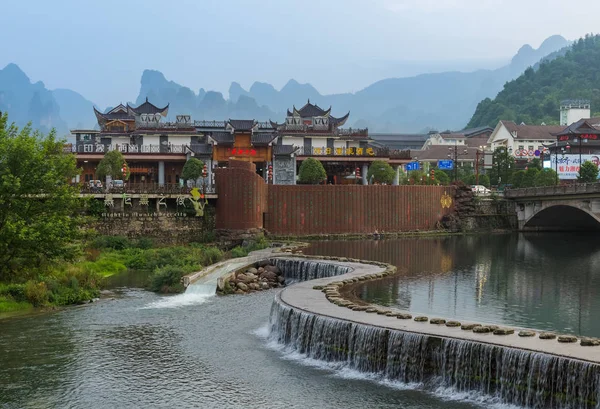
[468,34,600,128]
[0,35,570,135]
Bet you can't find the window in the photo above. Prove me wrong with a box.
[518,145,524,151]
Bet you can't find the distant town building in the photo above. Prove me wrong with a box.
[560,100,591,126]
[70,99,412,186]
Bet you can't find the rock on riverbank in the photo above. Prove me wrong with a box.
[217,261,285,295]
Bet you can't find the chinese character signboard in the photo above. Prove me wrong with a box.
[548,154,600,179]
[310,147,375,156]
[437,160,454,170]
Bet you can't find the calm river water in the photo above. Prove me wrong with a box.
[305,233,600,337]
[1,233,594,408]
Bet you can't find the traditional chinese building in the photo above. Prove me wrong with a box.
[72,98,203,185]
[71,98,411,188]
[550,118,600,180]
[270,100,408,184]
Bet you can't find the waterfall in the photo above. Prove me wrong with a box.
[269,300,600,409]
[270,258,351,283]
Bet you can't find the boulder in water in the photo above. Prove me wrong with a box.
[518,330,536,337]
[473,326,492,334]
[260,282,270,290]
[539,332,557,340]
[414,316,428,322]
[430,318,446,325]
[248,283,260,291]
[445,321,461,327]
[236,282,248,291]
[264,265,280,274]
[260,271,277,281]
[247,267,258,275]
[461,323,481,331]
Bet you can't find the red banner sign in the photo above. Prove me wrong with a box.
[227,148,257,156]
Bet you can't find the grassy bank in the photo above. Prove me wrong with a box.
[0,234,272,314]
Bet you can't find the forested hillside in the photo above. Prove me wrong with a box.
[468,35,600,128]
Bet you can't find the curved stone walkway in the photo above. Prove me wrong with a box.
[275,255,600,364]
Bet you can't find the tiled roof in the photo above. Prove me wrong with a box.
[370,133,429,150]
[294,101,330,117]
[501,121,565,140]
[189,143,213,156]
[412,145,479,161]
[462,126,494,137]
[209,131,234,144]
[128,98,169,115]
[251,133,277,145]
[273,144,299,156]
[556,118,600,135]
[228,119,256,131]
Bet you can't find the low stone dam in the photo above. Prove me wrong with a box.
[267,255,600,409]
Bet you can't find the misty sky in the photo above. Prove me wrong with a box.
[1,0,599,108]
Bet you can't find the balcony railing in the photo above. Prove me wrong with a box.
[193,120,226,128]
[72,144,188,154]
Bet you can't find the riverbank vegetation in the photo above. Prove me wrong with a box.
[0,114,266,314]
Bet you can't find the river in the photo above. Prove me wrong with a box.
[2,233,595,408]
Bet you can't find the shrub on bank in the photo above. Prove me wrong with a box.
[150,266,189,293]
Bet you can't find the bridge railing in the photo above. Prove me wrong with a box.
[505,183,600,198]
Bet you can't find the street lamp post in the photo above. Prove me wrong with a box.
[475,145,484,185]
[448,142,469,183]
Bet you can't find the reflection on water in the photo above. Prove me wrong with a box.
[305,234,600,337]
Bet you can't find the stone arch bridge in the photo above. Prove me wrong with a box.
[505,184,600,231]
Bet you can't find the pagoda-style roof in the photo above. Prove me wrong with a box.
[274,100,350,130]
[127,97,169,116]
[289,100,332,118]
[93,104,135,123]
[555,118,600,137]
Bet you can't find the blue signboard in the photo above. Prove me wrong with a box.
[406,162,420,171]
[437,160,454,170]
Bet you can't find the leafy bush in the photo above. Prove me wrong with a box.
[150,266,188,293]
[24,281,49,307]
[230,246,248,258]
[92,236,132,250]
[367,160,395,184]
[578,160,599,183]
[298,158,327,184]
[135,237,154,250]
[0,283,26,302]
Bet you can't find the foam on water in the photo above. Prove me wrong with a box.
[142,283,215,309]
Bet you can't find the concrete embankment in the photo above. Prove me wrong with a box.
[268,255,600,409]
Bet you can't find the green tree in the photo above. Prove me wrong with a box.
[298,158,327,184]
[529,158,542,170]
[96,150,129,181]
[535,168,558,186]
[367,160,395,184]
[489,147,515,186]
[511,170,526,188]
[435,169,450,185]
[0,114,82,280]
[467,34,600,128]
[181,158,204,184]
[478,174,491,187]
[578,160,599,183]
[522,168,540,187]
